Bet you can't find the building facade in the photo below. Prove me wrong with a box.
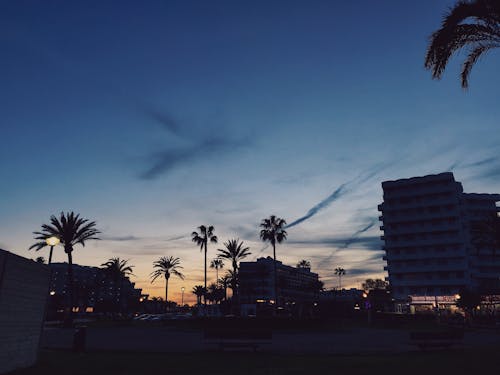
[239,257,320,315]
[378,172,500,312]
[48,263,142,314]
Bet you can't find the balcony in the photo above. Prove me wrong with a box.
[390,278,466,287]
[384,250,466,261]
[387,261,467,273]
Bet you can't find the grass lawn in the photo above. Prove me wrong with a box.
[9,346,500,375]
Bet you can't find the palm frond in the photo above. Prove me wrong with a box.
[425,0,500,87]
[461,42,499,87]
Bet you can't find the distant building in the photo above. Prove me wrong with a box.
[48,263,142,314]
[379,172,500,312]
[239,257,320,316]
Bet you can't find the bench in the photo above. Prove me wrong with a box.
[204,328,272,351]
[410,330,464,350]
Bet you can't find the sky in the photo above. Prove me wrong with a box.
[1,0,500,304]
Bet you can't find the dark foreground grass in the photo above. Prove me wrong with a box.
[9,346,500,375]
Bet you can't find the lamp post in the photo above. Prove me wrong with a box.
[45,236,60,264]
[181,287,185,306]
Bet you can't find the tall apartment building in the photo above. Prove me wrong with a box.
[378,172,500,312]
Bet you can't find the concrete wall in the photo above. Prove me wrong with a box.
[0,249,50,374]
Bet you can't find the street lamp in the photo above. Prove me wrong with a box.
[181,287,185,306]
[45,236,60,264]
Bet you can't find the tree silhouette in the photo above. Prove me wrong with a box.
[192,225,217,306]
[362,278,388,291]
[217,239,251,309]
[101,258,134,312]
[297,259,311,269]
[35,256,46,264]
[29,211,100,325]
[260,215,287,307]
[150,256,184,303]
[210,258,224,282]
[335,267,346,290]
[192,285,206,305]
[218,273,232,301]
[425,0,500,88]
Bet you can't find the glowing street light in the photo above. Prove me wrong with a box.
[45,236,60,264]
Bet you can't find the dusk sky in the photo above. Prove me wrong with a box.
[2,0,500,304]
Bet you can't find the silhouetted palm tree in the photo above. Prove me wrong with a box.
[210,258,224,282]
[192,285,206,305]
[260,215,287,306]
[335,267,346,290]
[29,211,100,324]
[151,256,184,303]
[101,258,134,312]
[218,274,232,301]
[192,225,217,306]
[297,259,311,269]
[29,234,60,264]
[425,0,500,88]
[217,239,251,309]
[207,282,225,305]
[222,270,238,300]
[217,239,251,276]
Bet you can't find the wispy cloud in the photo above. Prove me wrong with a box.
[141,137,248,179]
[288,235,382,250]
[286,162,391,229]
[338,218,377,249]
[139,108,251,180]
[101,235,143,242]
[286,184,348,228]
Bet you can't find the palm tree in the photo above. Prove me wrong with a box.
[217,239,251,308]
[218,274,231,301]
[217,239,251,276]
[192,285,206,305]
[335,267,346,290]
[210,258,224,282]
[192,225,217,306]
[29,211,100,323]
[150,256,184,303]
[101,258,134,312]
[297,259,311,269]
[425,0,500,88]
[260,215,287,306]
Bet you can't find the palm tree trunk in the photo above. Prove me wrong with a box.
[66,249,74,326]
[232,262,239,314]
[48,245,54,265]
[204,241,207,308]
[165,276,169,303]
[273,241,278,308]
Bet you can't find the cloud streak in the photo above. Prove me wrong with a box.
[286,184,348,228]
[286,162,392,229]
[139,108,251,180]
[338,218,377,249]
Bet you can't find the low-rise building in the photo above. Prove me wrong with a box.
[48,263,142,315]
[239,257,320,316]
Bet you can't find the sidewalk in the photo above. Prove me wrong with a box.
[42,325,499,354]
